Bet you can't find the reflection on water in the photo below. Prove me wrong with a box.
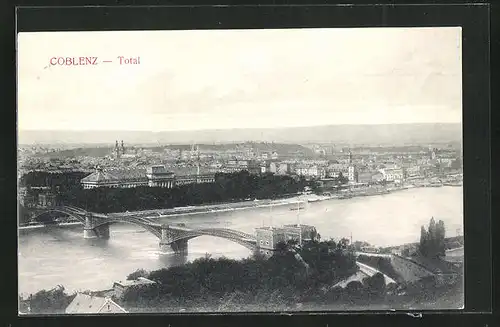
[18,187,463,295]
[159,253,188,267]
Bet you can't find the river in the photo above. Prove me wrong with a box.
[18,186,463,295]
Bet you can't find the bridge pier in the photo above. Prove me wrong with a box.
[94,224,110,239]
[159,239,188,254]
[171,239,188,254]
[83,228,97,239]
[159,226,189,254]
[83,213,110,239]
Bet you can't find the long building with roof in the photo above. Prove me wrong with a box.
[80,165,215,189]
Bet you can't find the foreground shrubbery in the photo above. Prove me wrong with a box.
[20,286,76,314]
[20,240,464,313]
[120,240,358,309]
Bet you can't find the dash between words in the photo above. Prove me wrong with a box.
[49,56,141,66]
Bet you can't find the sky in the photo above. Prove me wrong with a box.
[17,27,462,132]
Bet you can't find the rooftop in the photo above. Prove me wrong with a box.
[65,293,127,314]
[168,166,213,176]
[146,165,172,175]
[81,166,215,184]
[81,168,148,184]
[114,277,156,287]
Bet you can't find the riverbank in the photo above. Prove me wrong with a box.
[18,184,460,230]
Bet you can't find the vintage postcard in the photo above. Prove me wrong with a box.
[17,27,464,314]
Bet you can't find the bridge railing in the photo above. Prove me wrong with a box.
[200,228,256,240]
[199,229,256,241]
[167,228,257,250]
[51,208,256,247]
[100,216,162,238]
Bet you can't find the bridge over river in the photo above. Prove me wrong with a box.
[32,206,258,254]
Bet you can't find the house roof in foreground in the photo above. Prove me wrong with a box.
[65,293,127,314]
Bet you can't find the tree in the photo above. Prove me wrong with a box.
[435,220,446,257]
[338,173,348,185]
[310,181,322,194]
[127,269,149,280]
[419,226,429,257]
[338,238,350,249]
[419,217,446,258]
[345,281,364,298]
[29,285,75,314]
[353,241,370,251]
[54,172,307,213]
[366,273,386,298]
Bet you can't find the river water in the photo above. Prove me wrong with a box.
[18,186,463,295]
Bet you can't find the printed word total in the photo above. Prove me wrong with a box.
[49,56,141,66]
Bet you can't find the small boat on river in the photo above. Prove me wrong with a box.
[290,201,305,210]
[443,181,462,187]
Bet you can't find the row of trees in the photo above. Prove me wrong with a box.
[44,171,308,213]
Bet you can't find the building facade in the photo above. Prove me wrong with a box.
[175,173,215,186]
[18,187,36,208]
[146,165,175,187]
[113,277,156,299]
[380,168,405,183]
[38,193,57,208]
[224,160,261,174]
[277,163,291,175]
[347,165,358,183]
[81,165,214,189]
[255,224,318,254]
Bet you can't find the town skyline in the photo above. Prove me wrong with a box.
[18,27,462,132]
[17,122,462,145]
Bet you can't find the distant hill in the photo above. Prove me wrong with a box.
[18,123,461,146]
[35,147,114,158]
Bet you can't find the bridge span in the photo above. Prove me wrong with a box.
[33,206,258,254]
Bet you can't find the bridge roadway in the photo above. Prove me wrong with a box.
[34,206,258,254]
[354,251,393,259]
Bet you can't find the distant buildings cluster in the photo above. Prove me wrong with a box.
[18,141,462,194]
[80,165,215,189]
[18,187,57,209]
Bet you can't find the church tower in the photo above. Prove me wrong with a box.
[121,140,125,155]
[114,140,120,158]
[347,151,358,183]
[115,141,121,158]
